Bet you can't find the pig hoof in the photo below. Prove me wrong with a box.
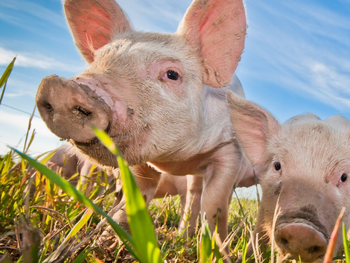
[98,226,123,248]
[98,221,130,247]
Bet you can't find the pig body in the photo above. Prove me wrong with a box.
[36,0,253,243]
[227,92,350,262]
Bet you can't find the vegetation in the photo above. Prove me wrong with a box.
[0,59,350,263]
[0,142,260,262]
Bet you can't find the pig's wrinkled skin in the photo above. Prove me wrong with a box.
[36,0,253,243]
[227,91,350,263]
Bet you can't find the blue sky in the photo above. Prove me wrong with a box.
[1,0,350,156]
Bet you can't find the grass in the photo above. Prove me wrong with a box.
[1,59,350,262]
[0,144,258,262]
[1,121,350,263]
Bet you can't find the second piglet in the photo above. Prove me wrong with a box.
[228,91,350,262]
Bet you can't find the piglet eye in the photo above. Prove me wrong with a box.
[274,162,282,171]
[340,173,348,183]
[166,70,179,80]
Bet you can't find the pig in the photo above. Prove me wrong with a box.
[227,91,350,262]
[35,0,253,245]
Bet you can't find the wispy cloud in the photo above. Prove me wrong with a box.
[242,0,350,111]
[118,0,187,32]
[0,110,57,138]
[0,110,63,155]
[0,0,66,29]
[0,47,84,73]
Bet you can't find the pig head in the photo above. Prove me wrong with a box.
[228,92,350,262]
[35,0,251,243]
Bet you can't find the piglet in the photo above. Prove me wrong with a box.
[36,0,252,246]
[227,91,350,262]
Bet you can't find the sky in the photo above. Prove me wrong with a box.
[1,0,350,159]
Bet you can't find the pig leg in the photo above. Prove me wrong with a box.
[178,175,202,237]
[110,163,161,228]
[100,164,161,244]
[201,142,243,255]
[79,162,94,195]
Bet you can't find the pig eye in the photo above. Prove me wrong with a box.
[340,173,348,183]
[274,162,282,171]
[166,70,179,80]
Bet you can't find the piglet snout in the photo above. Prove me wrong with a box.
[36,75,112,143]
[275,223,327,262]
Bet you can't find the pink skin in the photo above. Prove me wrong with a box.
[228,92,350,263]
[36,0,251,255]
[73,76,128,124]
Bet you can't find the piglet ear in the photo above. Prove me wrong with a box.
[177,0,246,88]
[64,0,132,63]
[227,91,280,167]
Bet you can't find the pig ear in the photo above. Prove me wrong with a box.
[177,0,246,88]
[64,0,132,63]
[227,91,280,166]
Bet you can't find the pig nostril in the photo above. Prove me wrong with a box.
[43,102,53,112]
[280,238,289,247]
[74,106,92,117]
[308,246,322,254]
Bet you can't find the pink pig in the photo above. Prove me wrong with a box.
[227,91,350,262]
[35,0,253,244]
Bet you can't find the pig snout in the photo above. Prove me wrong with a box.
[274,219,328,262]
[36,75,112,143]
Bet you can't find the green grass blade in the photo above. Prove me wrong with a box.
[94,128,163,263]
[71,246,92,263]
[119,157,163,263]
[23,107,36,153]
[0,57,16,105]
[213,245,224,263]
[212,224,224,263]
[11,147,139,261]
[92,127,123,157]
[343,223,350,262]
[63,208,93,243]
[199,219,213,263]
[38,243,50,263]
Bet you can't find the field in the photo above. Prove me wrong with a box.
[0,142,349,263]
[0,143,260,263]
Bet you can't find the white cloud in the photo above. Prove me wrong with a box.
[0,110,63,155]
[0,110,57,138]
[0,47,84,73]
[242,0,350,111]
[118,0,187,32]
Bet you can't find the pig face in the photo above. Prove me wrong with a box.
[228,92,350,262]
[36,0,246,168]
[71,33,204,166]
